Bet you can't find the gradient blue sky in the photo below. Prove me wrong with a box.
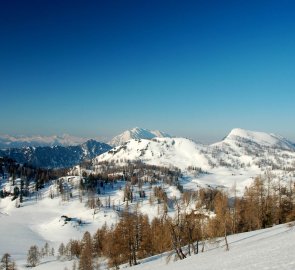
[1,0,295,142]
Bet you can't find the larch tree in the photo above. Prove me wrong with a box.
[27,245,40,267]
[1,253,16,270]
[78,231,94,270]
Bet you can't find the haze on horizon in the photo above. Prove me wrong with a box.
[1,0,295,142]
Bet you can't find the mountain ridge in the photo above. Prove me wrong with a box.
[108,127,172,146]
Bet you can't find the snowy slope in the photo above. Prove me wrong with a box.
[108,127,171,146]
[222,128,295,150]
[97,137,209,170]
[133,223,295,270]
[0,176,119,269]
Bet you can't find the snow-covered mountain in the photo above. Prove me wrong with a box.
[0,134,88,149]
[108,127,171,146]
[0,140,111,168]
[97,137,208,170]
[99,128,295,169]
[94,128,295,191]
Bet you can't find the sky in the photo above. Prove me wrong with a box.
[0,0,295,143]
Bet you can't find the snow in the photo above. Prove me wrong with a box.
[0,177,120,269]
[97,137,209,171]
[184,168,258,195]
[108,127,172,146]
[224,128,295,150]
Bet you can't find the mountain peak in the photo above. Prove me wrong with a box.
[109,127,171,146]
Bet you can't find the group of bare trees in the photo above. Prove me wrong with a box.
[234,174,295,231]
[26,242,55,268]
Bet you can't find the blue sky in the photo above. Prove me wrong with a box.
[1,0,295,142]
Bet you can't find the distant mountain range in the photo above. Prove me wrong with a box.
[0,134,88,149]
[1,128,294,172]
[0,128,171,149]
[0,140,111,168]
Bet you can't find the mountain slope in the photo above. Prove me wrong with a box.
[134,224,295,270]
[108,127,171,146]
[222,128,295,150]
[0,140,111,168]
[96,137,208,170]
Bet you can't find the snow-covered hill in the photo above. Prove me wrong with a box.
[97,137,208,170]
[222,128,295,150]
[108,127,171,146]
[95,128,295,192]
[0,134,88,149]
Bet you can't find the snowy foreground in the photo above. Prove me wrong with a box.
[1,172,295,269]
[1,192,295,270]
